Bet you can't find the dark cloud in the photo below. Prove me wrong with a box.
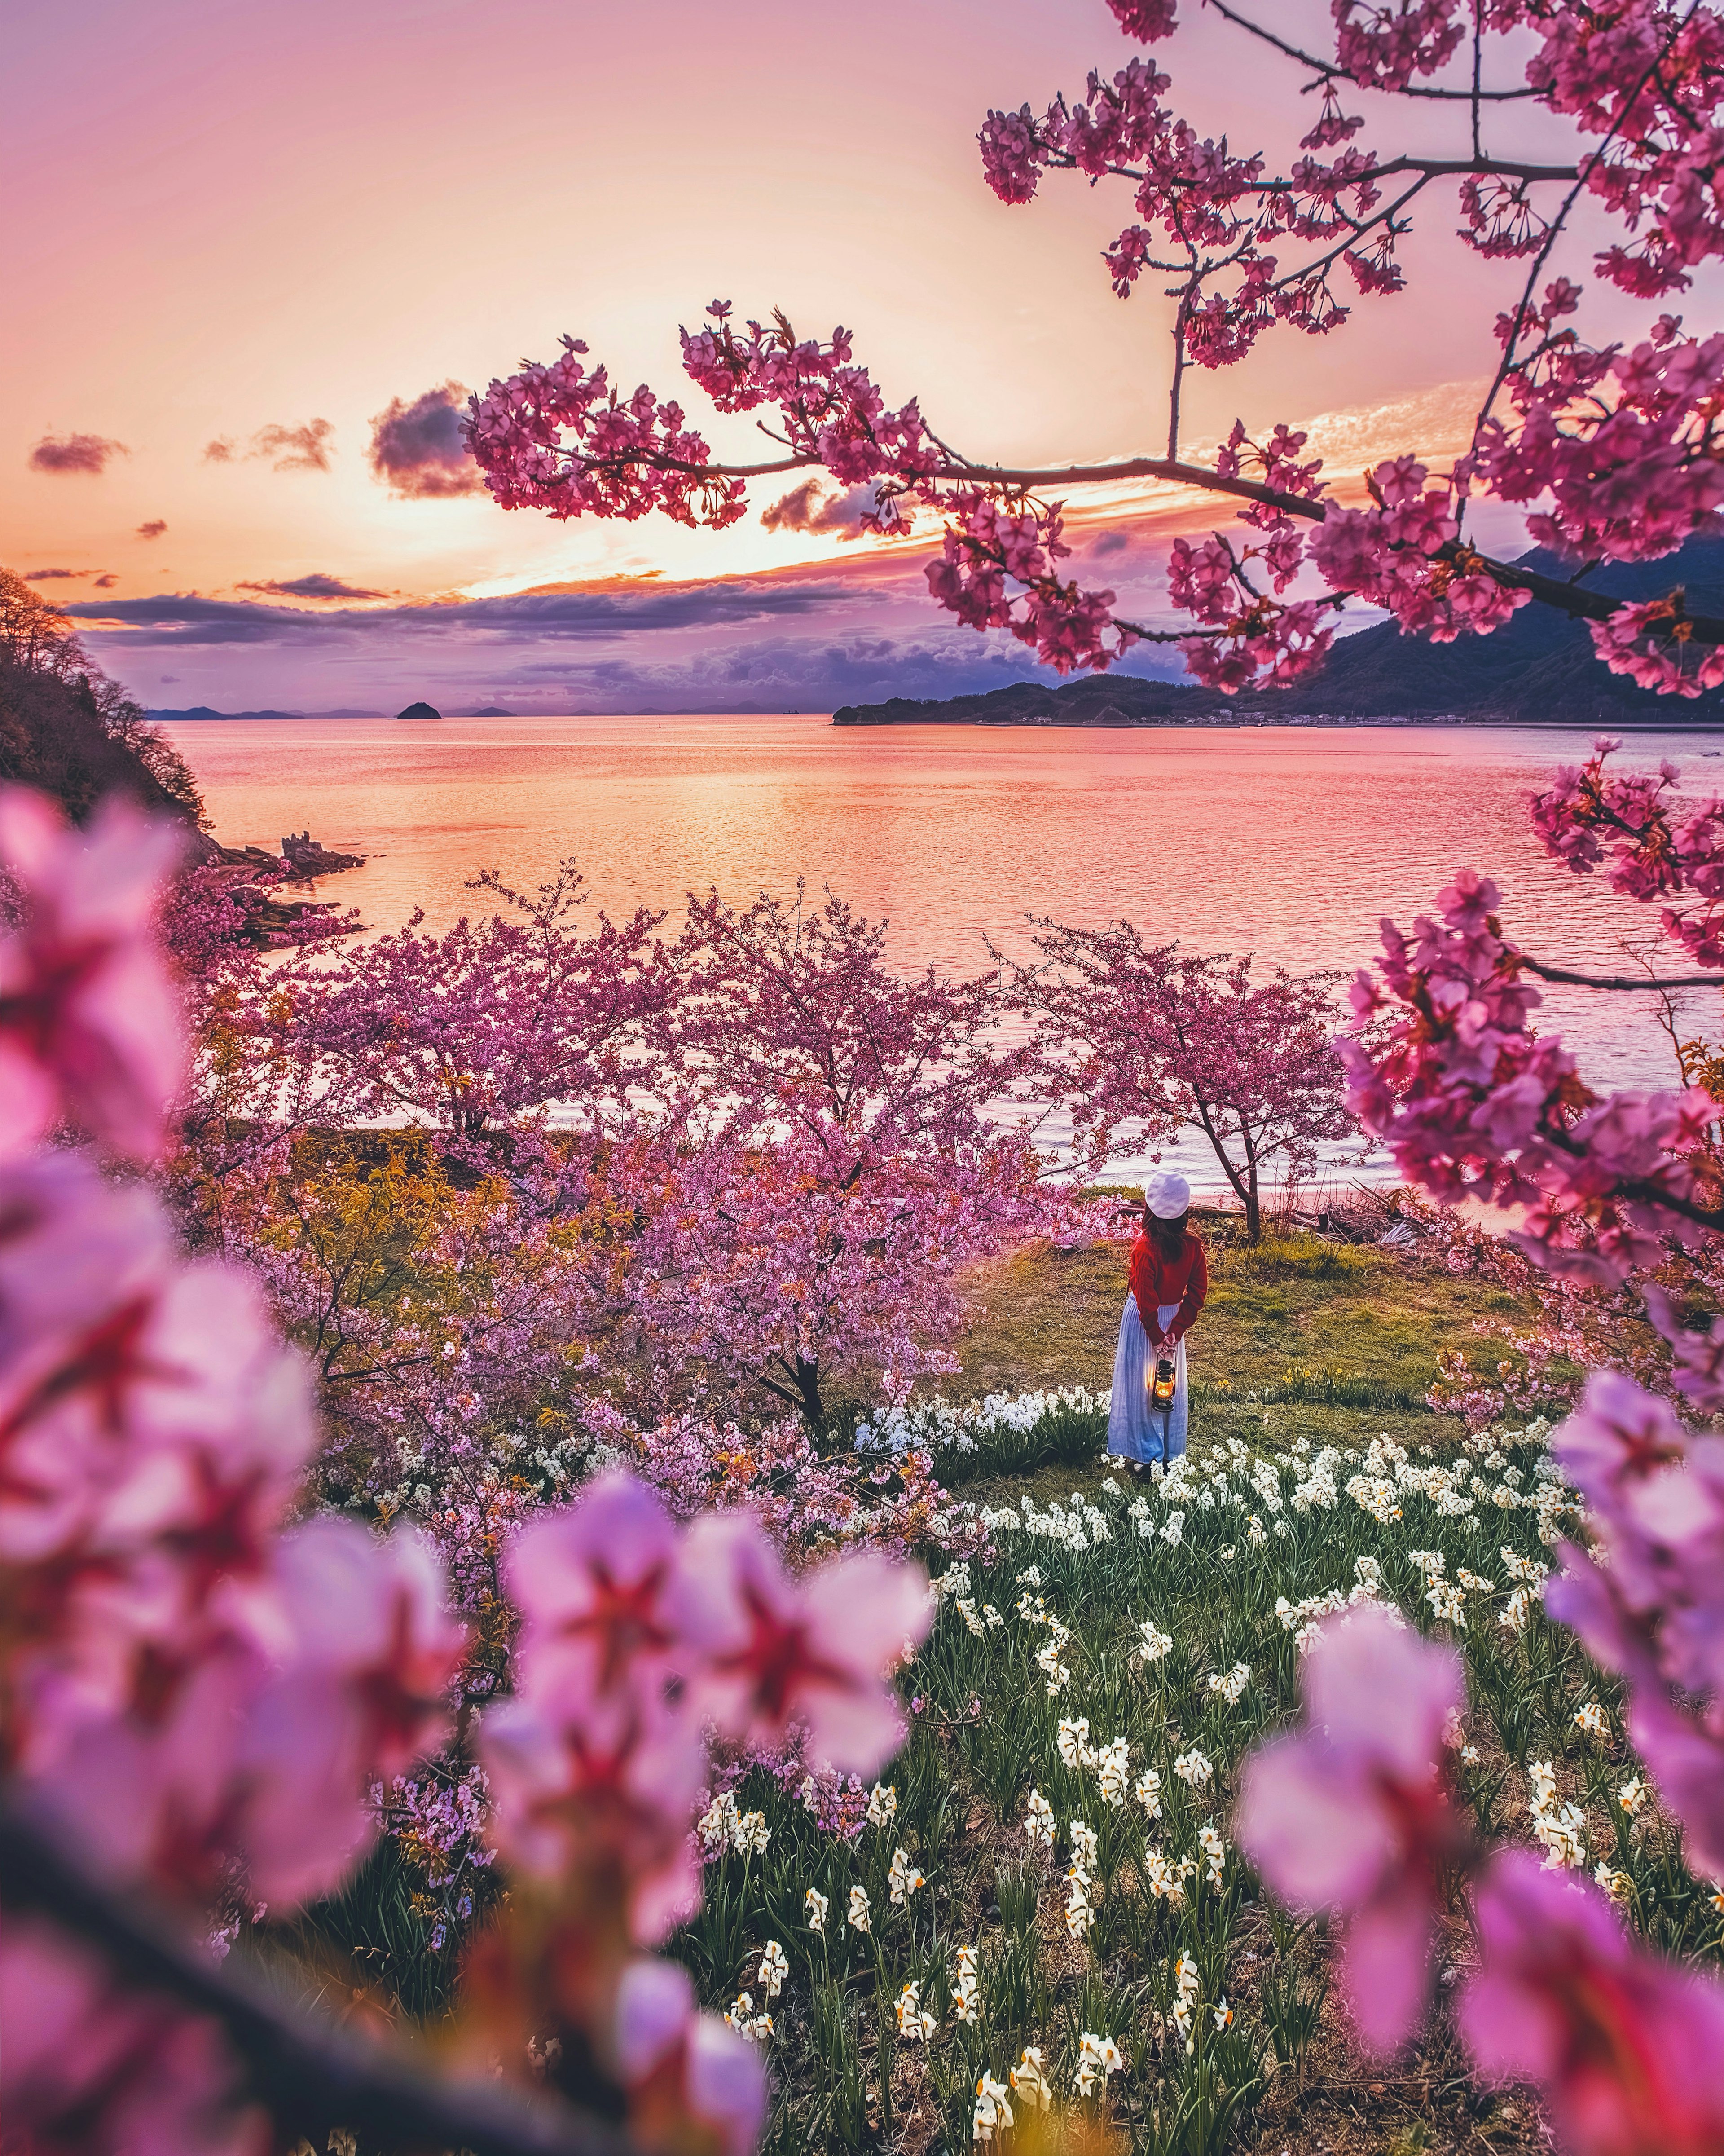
[1090,529,1131,556]
[136,519,168,540]
[29,433,128,476]
[204,438,237,463]
[250,420,336,473]
[761,478,882,540]
[368,382,483,499]
[66,577,871,648]
[93,574,118,589]
[22,567,88,581]
[236,573,390,600]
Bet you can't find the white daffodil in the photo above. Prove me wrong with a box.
[887,1846,925,1907]
[1173,1746,1213,1790]
[1056,1716,1096,1769]
[895,1981,937,2042]
[1074,2029,1124,2096]
[1009,2045,1051,2111]
[953,1944,981,2025]
[973,2073,1014,2144]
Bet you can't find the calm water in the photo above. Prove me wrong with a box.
[163,714,1724,1195]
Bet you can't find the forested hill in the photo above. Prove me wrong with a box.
[833,540,1724,728]
[0,569,209,829]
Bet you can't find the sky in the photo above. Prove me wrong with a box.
[2,0,1676,714]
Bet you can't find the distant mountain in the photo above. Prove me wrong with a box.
[834,540,1724,728]
[395,700,442,721]
[464,705,517,717]
[147,705,304,721]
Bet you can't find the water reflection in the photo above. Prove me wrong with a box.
[165,715,1718,1195]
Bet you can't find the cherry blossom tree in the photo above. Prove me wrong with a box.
[1009,916,1352,1237]
[274,860,680,1146]
[623,884,1048,1425]
[466,1,1724,702]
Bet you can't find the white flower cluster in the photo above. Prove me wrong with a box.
[857,1386,1110,1459]
[1529,1758,1589,1870]
[973,2071,1013,2143]
[1009,2045,1051,2111]
[1065,1818,1099,1939]
[888,1845,926,1906]
[1073,2030,1124,2096]
[725,1989,774,2043]
[696,1790,771,1856]
[954,1944,981,2025]
[1167,1951,1203,2050]
[896,1979,937,2041]
[1206,1660,1250,1706]
[866,1781,897,1828]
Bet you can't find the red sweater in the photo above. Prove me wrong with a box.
[1130,1230,1209,1347]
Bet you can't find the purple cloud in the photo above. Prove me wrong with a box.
[92,574,118,589]
[22,567,88,581]
[250,420,335,473]
[236,573,389,600]
[29,433,128,476]
[368,382,483,499]
[136,519,168,540]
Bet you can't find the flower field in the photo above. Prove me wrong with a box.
[682,1402,1722,2156]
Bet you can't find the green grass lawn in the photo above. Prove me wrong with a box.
[950,1219,1529,1424]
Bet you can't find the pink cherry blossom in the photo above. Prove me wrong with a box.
[672,1514,930,1773]
[0,789,185,1162]
[504,1468,685,1704]
[1544,1371,1724,1882]
[1235,1603,1469,2053]
[614,1957,767,2156]
[1460,1850,1724,2156]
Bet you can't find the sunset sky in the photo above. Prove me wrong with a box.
[4,0,1676,714]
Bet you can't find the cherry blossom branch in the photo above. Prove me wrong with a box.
[0,1806,629,2156]
[1515,954,1724,992]
[1200,0,1542,99]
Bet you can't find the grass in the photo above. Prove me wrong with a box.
[949,1218,1530,1421]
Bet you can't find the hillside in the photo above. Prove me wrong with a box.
[834,539,1724,727]
[0,568,209,830]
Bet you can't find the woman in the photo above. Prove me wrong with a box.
[1106,1169,1208,1470]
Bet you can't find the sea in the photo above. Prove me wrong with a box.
[161,714,1724,1201]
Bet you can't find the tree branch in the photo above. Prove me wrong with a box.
[1201,0,1541,98]
[1516,953,1724,992]
[0,1804,631,2156]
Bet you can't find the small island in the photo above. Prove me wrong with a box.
[395,700,442,721]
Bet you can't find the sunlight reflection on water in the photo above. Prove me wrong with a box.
[165,714,1724,1201]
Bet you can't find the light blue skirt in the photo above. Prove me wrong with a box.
[1106,1298,1188,1465]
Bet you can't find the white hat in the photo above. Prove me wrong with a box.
[1146,1170,1191,1220]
